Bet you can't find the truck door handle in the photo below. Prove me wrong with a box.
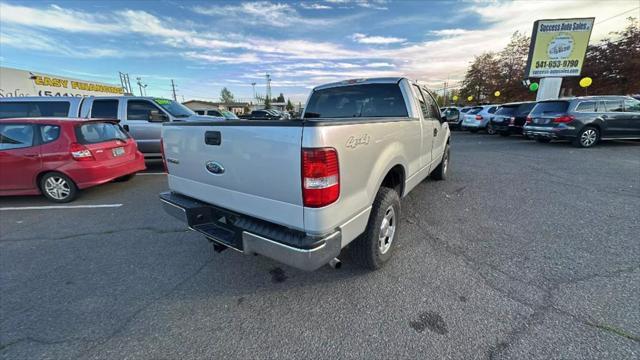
[433,128,438,137]
[123,125,130,131]
[205,131,221,146]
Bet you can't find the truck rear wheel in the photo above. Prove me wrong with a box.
[431,144,449,181]
[351,187,401,270]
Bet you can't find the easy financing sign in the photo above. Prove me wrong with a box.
[524,18,595,78]
[0,66,124,98]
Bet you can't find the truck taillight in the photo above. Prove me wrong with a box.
[302,148,339,208]
[70,143,94,161]
[475,115,483,120]
[552,115,575,123]
[160,137,168,173]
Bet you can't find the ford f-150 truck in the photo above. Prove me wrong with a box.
[160,78,451,271]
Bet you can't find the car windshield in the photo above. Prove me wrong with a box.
[153,99,195,118]
[494,106,518,115]
[530,101,570,116]
[222,110,239,119]
[304,83,408,119]
[75,122,129,144]
[468,107,483,115]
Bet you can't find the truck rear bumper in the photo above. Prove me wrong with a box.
[160,192,341,271]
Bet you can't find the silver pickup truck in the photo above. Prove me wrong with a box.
[160,78,451,271]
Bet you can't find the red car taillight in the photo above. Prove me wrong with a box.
[302,148,339,208]
[552,115,575,123]
[475,115,483,120]
[526,116,532,124]
[160,137,168,173]
[70,143,94,161]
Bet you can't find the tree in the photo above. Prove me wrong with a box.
[220,87,235,103]
[276,93,285,102]
[264,96,272,109]
[460,52,501,103]
[497,31,531,102]
[286,98,294,111]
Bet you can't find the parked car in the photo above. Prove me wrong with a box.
[461,105,499,133]
[241,109,287,120]
[0,96,216,158]
[0,118,146,202]
[489,101,536,137]
[159,77,450,271]
[441,106,463,129]
[523,96,640,148]
[193,109,239,120]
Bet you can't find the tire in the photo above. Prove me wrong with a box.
[573,126,599,148]
[351,187,401,270]
[486,123,496,135]
[499,131,510,137]
[40,172,78,203]
[469,128,479,133]
[535,137,551,143]
[113,173,136,182]
[431,144,450,181]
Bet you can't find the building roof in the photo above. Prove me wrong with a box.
[183,99,251,106]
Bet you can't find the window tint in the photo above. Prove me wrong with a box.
[153,99,193,117]
[412,85,431,119]
[602,100,623,112]
[494,106,517,115]
[75,122,129,144]
[468,107,483,115]
[194,110,205,115]
[530,101,569,116]
[207,110,223,116]
[91,100,119,118]
[488,106,498,114]
[422,89,440,120]
[0,124,34,150]
[127,100,162,121]
[576,101,596,112]
[516,103,536,115]
[460,108,471,113]
[304,83,408,119]
[40,125,60,143]
[222,110,239,119]
[624,99,640,112]
[444,108,459,116]
[0,101,70,119]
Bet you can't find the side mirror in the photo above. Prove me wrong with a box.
[440,114,448,122]
[149,110,168,122]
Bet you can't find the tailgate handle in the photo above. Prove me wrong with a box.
[205,131,221,146]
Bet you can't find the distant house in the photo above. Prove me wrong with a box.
[182,100,251,115]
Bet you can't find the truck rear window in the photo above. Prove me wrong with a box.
[530,101,570,116]
[0,101,70,119]
[304,84,408,119]
[75,122,129,144]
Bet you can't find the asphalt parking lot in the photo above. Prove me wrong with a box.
[1,133,639,360]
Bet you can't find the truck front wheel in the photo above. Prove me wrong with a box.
[351,187,401,270]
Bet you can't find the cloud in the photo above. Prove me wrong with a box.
[193,1,329,27]
[0,3,120,33]
[300,3,332,10]
[430,28,471,37]
[325,0,388,10]
[351,33,406,44]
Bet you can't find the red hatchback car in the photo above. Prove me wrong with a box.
[0,118,146,202]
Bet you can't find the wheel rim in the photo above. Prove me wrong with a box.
[378,206,396,254]
[581,129,597,147]
[487,125,495,134]
[44,176,71,200]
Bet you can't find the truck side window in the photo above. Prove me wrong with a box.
[624,99,640,112]
[412,85,431,120]
[91,100,119,118]
[421,88,440,120]
[127,100,163,121]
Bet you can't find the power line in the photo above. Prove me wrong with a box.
[595,7,639,25]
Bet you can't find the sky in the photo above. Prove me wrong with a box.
[0,0,638,103]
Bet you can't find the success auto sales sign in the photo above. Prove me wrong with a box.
[524,18,595,78]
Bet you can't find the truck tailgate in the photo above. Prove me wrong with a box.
[162,123,304,230]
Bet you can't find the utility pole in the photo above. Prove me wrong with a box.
[443,81,448,106]
[170,79,177,101]
[136,77,146,97]
[265,74,272,100]
[251,82,256,100]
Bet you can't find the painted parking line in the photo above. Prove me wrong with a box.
[0,204,123,211]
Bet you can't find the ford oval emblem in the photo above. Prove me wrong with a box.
[205,161,225,175]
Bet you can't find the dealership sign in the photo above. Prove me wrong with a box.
[524,18,595,78]
[0,66,124,97]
